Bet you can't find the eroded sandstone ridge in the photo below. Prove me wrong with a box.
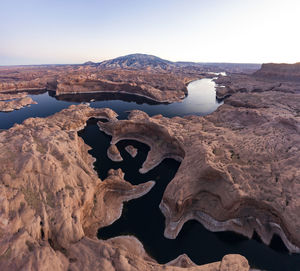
[125,145,138,158]
[0,63,207,103]
[215,63,300,99]
[0,54,260,104]
[107,144,123,162]
[98,90,300,253]
[0,92,37,112]
[0,104,249,270]
[47,69,198,103]
[254,63,300,81]
[0,93,28,100]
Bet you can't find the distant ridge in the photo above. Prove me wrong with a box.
[254,62,300,81]
[97,53,175,70]
[83,61,97,66]
[83,53,261,73]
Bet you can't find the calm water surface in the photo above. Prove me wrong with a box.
[0,78,221,129]
[80,122,300,271]
[1,78,299,271]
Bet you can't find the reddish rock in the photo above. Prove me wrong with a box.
[0,96,37,112]
[107,144,123,162]
[0,104,249,271]
[98,91,300,253]
[254,63,300,81]
[0,63,207,103]
[125,145,138,158]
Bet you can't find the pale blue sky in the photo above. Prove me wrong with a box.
[1,0,299,65]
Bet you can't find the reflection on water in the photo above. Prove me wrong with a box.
[79,122,300,271]
[2,77,299,270]
[50,91,164,105]
[0,78,222,129]
[180,79,221,114]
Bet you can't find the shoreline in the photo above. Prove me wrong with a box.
[0,77,207,105]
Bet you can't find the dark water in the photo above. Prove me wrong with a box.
[1,78,300,270]
[79,121,300,271]
[0,78,221,129]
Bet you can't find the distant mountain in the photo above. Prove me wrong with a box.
[83,61,97,66]
[84,53,261,73]
[97,53,175,70]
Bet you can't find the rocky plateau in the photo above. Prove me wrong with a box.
[0,54,260,104]
[0,58,206,103]
[125,145,138,158]
[1,59,300,270]
[215,63,300,99]
[0,92,37,112]
[98,72,300,254]
[0,104,250,270]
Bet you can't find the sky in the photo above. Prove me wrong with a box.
[1,0,300,65]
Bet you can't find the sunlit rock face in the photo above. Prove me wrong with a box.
[0,104,250,271]
[107,144,123,162]
[0,54,259,105]
[215,63,300,99]
[97,53,175,70]
[0,57,208,103]
[125,145,138,158]
[98,89,300,254]
[0,92,37,112]
[254,63,300,81]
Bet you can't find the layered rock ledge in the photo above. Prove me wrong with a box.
[98,110,185,174]
[214,63,300,100]
[0,65,208,103]
[0,104,248,270]
[98,92,300,253]
[125,145,138,158]
[107,144,123,162]
[0,92,37,112]
[254,63,300,81]
[0,92,28,101]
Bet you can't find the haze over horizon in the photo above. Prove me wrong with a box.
[1,0,300,65]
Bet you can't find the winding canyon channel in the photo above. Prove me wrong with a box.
[1,78,299,271]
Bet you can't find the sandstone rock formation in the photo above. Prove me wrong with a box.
[214,63,300,100]
[98,53,175,70]
[67,237,249,271]
[47,69,192,103]
[0,55,260,104]
[0,92,28,101]
[254,63,300,81]
[0,62,205,103]
[98,92,300,253]
[0,94,37,112]
[0,104,249,270]
[98,110,185,174]
[125,145,138,158]
[107,144,123,162]
[97,53,260,74]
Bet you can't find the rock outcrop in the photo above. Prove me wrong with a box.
[97,54,260,74]
[0,94,37,112]
[0,92,28,101]
[214,63,300,99]
[98,92,300,253]
[0,62,205,103]
[107,144,123,162]
[98,110,185,174]
[98,53,175,70]
[48,69,191,103]
[253,63,300,81]
[0,55,260,104]
[125,145,138,158]
[0,104,249,270]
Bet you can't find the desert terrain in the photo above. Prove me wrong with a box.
[0,54,299,270]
